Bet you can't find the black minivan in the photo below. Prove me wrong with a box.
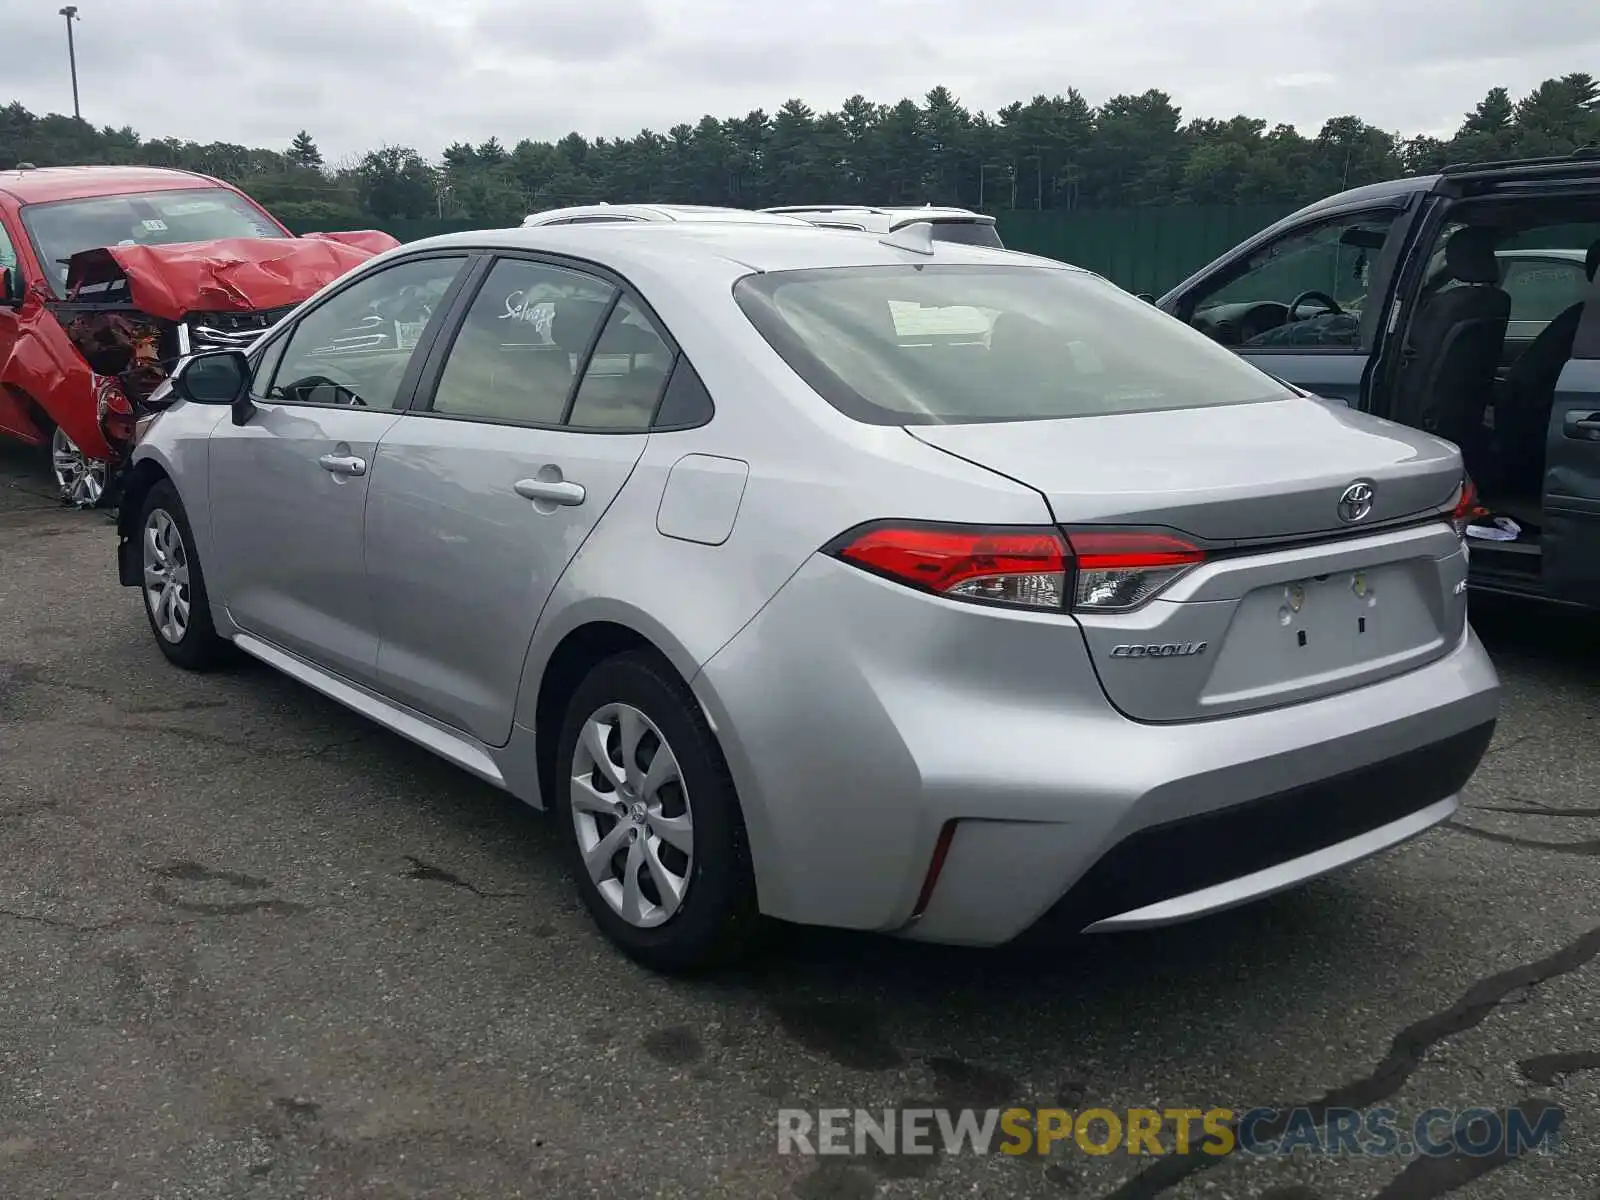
[1158,151,1600,608]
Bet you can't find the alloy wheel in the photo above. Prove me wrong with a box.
[51,425,107,508]
[143,508,192,644]
[570,702,695,928]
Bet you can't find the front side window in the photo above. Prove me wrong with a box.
[265,256,465,409]
[736,263,1292,425]
[21,187,289,295]
[430,258,615,426]
[1185,212,1401,350]
[0,217,18,275]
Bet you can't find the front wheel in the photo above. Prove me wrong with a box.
[138,481,231,671]
[50,424,109,509]
[555,652,761,972]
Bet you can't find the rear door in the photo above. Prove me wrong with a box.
[1540,276,1600,606]
[363,254,673,745]
[1164,198,1422,407]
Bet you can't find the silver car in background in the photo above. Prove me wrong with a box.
[117,222,1500,971]
[763,204,1004,246]
[522,202,814,228]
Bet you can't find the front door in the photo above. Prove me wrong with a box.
[364,255,673,745]
[0,214,35,442]
[207,254,469,684]
[1167,205,1414,407]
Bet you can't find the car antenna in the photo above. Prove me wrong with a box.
[879,220,936,256]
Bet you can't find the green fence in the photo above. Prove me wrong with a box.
[287,205,1297,298]
[285,216,479,242]
[996,205,1293,296]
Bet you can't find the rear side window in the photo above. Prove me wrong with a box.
[565,295,675,430]
[735,264,1292,425]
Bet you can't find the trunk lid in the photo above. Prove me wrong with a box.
[908,397,1471,722]
[63,232,400,322]
[906,395,1463,543]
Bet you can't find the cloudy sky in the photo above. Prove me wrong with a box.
[9,0,1599,161]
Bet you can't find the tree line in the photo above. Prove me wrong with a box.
[2,74,1597,228]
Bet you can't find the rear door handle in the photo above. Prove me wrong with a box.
[1563,411,1600,440]
[318,453,368,477]
[513,478,585,506]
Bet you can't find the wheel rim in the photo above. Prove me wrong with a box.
[51,425,107,507]
[142,508,192,644]
[570,702,694,929]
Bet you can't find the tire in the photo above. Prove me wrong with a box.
[554,651,762,973]
[137,481,231,671]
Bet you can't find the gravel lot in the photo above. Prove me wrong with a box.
[2,442,1597,1200]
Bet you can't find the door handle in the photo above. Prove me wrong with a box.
[514,478,585,506]
[1563,412,1600,440]
[318,453,368,477]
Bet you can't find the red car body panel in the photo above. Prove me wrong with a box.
[0,278,95,450]
[301,229,402,257]
[0,165,399,481]
[64,234,401,322]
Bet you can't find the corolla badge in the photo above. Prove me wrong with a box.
[1110,642,1207,659]
[1337,481,1375,524]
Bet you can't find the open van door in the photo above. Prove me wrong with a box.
[1541,301,1600,606]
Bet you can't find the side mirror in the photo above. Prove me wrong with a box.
[171,350,256,424]
[0,266,24,307]
[1136,292,1156,304]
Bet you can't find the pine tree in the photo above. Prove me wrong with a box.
[288,130,323,170]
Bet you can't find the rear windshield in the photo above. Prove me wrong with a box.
[22,187,288,296]
[734,264,1292,425]
[915,220,1004,249]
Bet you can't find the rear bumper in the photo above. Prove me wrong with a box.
[694,554,1501,945]
[1081,796,1459,932]
[1018,721,1490,939]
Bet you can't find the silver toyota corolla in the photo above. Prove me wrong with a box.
[115,221,1501,971]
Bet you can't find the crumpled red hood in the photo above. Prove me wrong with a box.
[64,231,403,321]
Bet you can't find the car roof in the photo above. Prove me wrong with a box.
[410,220,1065,279]
[0,164,221,205]
[1282,175,1440,223]
[523,203,812,226]
[1277,151,1600,226]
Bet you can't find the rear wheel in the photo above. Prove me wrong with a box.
[139,481,230,671]
[554,652,761,972]
[50,424,109,509]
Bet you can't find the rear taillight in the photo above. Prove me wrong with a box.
[823,522,1206,612]
[1449,475,1481,539]
[1067,530,1206,611]
[825,522,1069,610]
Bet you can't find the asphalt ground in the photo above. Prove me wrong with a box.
[1,440,1597,1200]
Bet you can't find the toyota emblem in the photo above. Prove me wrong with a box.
[1337,481,1375,523]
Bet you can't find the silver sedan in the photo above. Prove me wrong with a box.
[116,221,1501,971]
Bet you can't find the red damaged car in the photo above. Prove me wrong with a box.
[0,165,399,505]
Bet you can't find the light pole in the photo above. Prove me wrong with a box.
[59,6,81,121]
